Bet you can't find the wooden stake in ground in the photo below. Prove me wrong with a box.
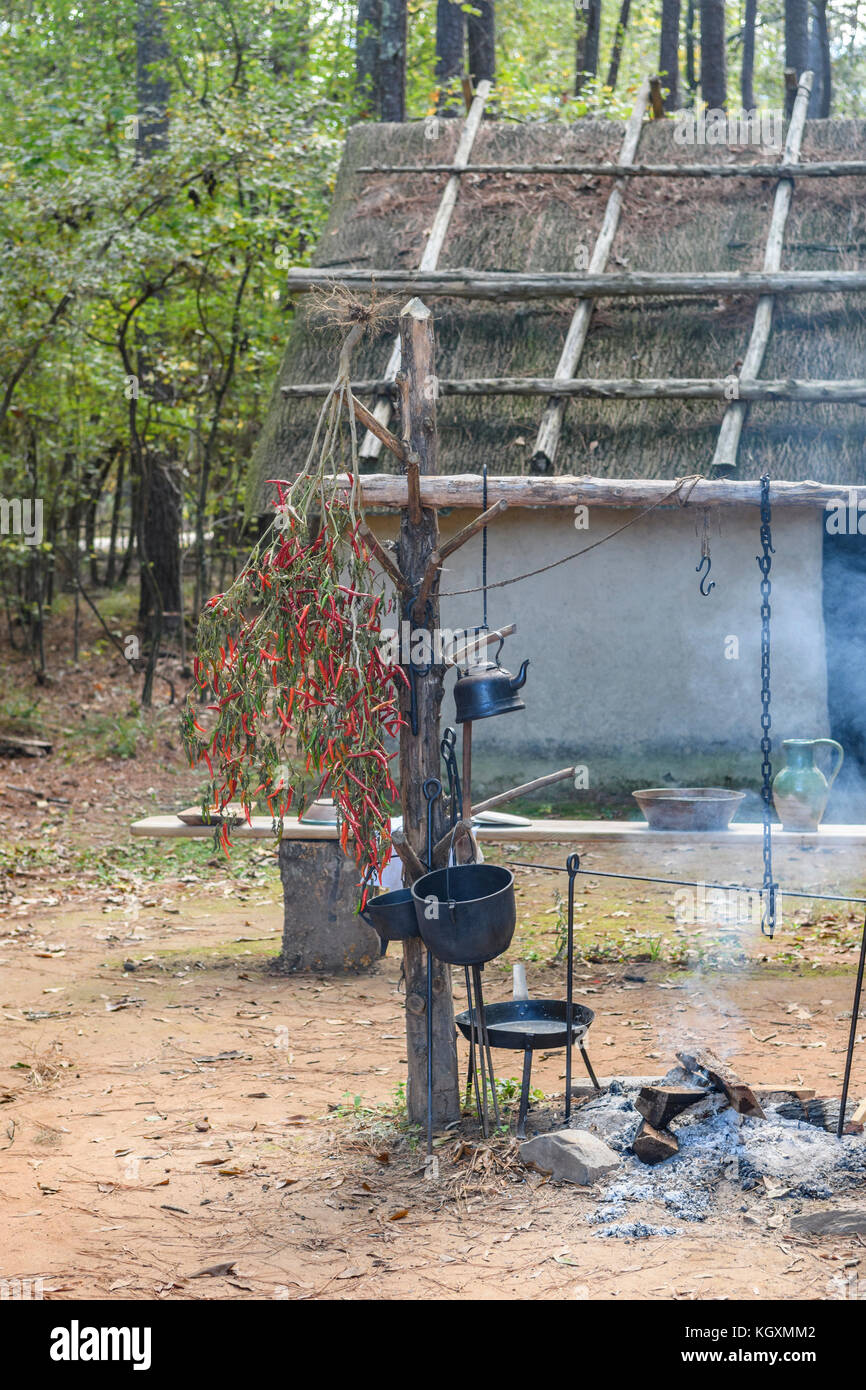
[395,298,459,1128]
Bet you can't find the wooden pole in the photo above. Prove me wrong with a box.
[711,71,814,472]
[462,721,473,823]
[287,266,866,299]
[286,376,866,403]
[332,473,866,510]
[359,80,492,462]
[356,159,866,178]
[395,298,460,1129]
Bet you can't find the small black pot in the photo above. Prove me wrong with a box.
[411,861,516,965]
[359,886,420,944]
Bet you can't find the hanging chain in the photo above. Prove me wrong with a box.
[481,464,489,632]
[758,473,777,938]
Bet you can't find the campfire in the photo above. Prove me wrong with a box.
[519,1045,866,1238]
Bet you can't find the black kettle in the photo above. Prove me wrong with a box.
[453,641,529,724]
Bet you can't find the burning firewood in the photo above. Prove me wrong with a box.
[676,1047,766,1119]
[632,1119,679,1164]
[634,1084,706,1130]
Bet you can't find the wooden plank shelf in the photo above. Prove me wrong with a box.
[130,814,866,848]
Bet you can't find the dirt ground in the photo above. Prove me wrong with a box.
[1,608,866,1301]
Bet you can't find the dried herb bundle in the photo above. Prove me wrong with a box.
[181,370,404,877]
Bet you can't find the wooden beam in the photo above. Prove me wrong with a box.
[286,267,866,300]
[437,497,508,561]
[471,765,577,815]
[712,71,814,473]
[649,75,666,119]
[443,622,516,668]
[330,472,866,510]
[357,159,866,178]
[395,298,460,1130]
[349,393,405,460]
[416,498,509,613]
[357,522,408,592]
[359,80,492,461]
[284,376,866,402]
[390,827,428,882]
[521,74,645,470]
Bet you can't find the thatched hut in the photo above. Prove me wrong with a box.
[250,113,866,813]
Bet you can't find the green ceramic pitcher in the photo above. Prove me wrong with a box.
[771,738,844,832]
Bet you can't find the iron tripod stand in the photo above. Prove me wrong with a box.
[458,855,602,1140]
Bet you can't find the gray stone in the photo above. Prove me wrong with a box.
[520,1129,621,1186]
[789,1208,866,1237]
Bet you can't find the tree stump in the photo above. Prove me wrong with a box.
[275,840,380,974]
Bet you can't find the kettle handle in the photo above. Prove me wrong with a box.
[813,738,844,789]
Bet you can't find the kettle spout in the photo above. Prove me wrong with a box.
[509,659,530,692]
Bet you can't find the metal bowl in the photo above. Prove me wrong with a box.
[632,787,746,831]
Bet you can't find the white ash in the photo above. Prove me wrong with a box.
[567,1076,866,1222]
[593,1220,684,1240]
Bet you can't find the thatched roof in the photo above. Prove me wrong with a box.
[251,113,866,502]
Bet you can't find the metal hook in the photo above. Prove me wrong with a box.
[696,554,716,597]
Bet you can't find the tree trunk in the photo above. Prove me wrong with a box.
[395,299,459,1130]
[685,0,698,101]
[436,0,465,108]
[785,0,810,113]
[467,0,495,86]
[606,0,631,91]
[135,0,180,652]
[135,0,169,156]
[741,0,757,110]
[104,454,124,587]
[137,456,182,633]
[356,0,382,115]
[699,0,727,109]
[380,0,407,121]
[808,0,831,116]
[660,0,681,109]
[575,0,602,94]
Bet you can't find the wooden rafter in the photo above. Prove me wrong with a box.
[357,159,866,180]
[530,79,650,473]
[286,267,866,300]
[329,472,866,510]
[711,71,814,472]
[358,79,492,461]
[284,376,866,403]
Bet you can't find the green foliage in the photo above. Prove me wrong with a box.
[1,0,864,688]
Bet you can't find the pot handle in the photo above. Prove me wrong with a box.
[358,868,377,926]
[444,820,478,922]
[814,738,844,789]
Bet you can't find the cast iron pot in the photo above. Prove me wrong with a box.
[411,857,516,965]
[359,886,420,944]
